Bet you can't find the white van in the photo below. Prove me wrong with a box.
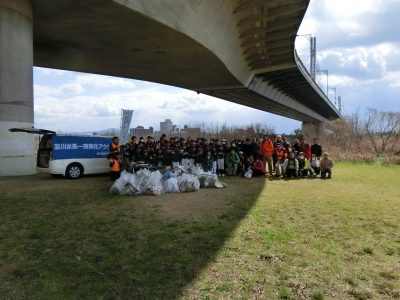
[10,128,112,179]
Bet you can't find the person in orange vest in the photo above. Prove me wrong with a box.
[260,134,274,176]
[274,143,287,177]
[109,136,120,155]
[109,152,123,180]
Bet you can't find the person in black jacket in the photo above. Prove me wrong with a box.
[242,138,252,158]
[194,147,205,167]
[311,137,323,158]
[250,137,260,158]
[292,138,301,156]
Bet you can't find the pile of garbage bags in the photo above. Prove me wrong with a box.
[109,166,225,196]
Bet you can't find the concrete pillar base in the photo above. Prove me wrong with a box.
[302,121,325,140]
[1,0,34,176]
[0,121,36,176]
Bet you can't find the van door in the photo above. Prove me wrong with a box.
[37,134,52,168]
[9,128,56,168]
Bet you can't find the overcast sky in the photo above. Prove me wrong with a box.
[33,0,400,134]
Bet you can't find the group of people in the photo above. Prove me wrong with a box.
[107,134,334,180]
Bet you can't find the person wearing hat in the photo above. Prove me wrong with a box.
[297,152,309,177]
[273,135,283,148]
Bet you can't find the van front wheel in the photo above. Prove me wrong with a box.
[66,163,83,179]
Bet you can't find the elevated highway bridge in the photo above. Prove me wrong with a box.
[0,0,340,175]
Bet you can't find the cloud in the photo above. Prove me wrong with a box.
[34,82,84,97]
[33,77,301,133]
[297,0,400,114]
[34,71,137,99]
[74,74,136,89]
[302,0,400,50]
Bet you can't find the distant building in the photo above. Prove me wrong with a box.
[130,126,154,137]
[160,119,173,134]
[180,124,201,138]
[233,128,249,139]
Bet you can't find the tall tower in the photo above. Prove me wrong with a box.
[120,109,133,144]
[310,36,317,80]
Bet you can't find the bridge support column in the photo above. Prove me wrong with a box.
[302,121,325,140]
[0,0,35,176]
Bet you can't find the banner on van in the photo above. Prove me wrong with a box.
[52,135,112,160]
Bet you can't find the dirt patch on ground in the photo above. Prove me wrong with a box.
[0,174,266,221]
[0,173,112,195]
[135,186,234,221]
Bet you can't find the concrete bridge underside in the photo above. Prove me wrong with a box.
[0,0,340,175]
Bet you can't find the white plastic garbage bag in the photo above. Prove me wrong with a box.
[162,177,180,193]
[244,169,253,178]
[109,177,130,195]
[177,173,200,192]
[127,173,142,195]
[119,170,131,184]
[196,172,214,187]
[110,166,224,195]
[136,168,151,178]
[162,170,176,180]
[146,170,164,196]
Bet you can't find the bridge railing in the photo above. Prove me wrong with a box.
[294,49,339,113]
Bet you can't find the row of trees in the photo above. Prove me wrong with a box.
[99,108,399,162]
[320,108,400,163]
[324,108,400,155]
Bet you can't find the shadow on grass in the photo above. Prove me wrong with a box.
[0,174,265,299]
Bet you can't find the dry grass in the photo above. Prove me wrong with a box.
[326,147,375,163]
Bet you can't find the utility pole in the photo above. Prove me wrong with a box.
[338,95,342,114]
[328,87,337,106]
[320,69,329,96]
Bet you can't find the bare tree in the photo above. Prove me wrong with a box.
[364,108,400,154]
[263,123,276,136]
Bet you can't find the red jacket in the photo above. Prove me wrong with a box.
[275,147,287,160]
[252,160,265,173]
[260,139,274,157]
[300,143,311,160]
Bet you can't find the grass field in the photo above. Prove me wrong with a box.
[1,163,399,299]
